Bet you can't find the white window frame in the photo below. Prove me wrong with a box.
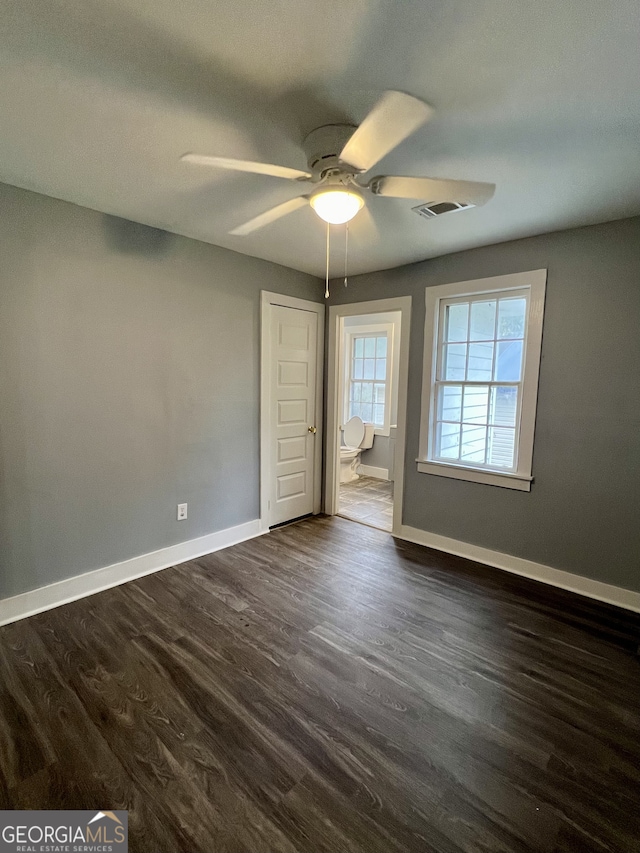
[343,323,394,436]
[417,269,546,491]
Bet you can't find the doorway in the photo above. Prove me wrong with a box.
[325,297,411,535]
[260,291,324,530]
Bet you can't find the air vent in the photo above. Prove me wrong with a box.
[413,200,475,219]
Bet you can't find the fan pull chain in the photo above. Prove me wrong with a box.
[325,222,330,299]
[344,221,349,288]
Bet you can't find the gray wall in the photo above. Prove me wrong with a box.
[330,217,640,593]
[360,434,392,475]
[0,183,321,598]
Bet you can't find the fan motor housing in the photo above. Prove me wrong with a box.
[303,124,357,176]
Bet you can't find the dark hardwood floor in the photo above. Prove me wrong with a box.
[1,515,639,852]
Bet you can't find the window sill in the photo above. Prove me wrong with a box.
[416,460,533,491]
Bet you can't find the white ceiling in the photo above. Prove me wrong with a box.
[2,0,640,277]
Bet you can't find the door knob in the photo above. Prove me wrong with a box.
[308,426,317,434]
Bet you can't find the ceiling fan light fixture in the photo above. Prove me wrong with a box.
[310,189,364,225]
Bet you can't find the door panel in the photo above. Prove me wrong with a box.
[270,305,317,525]
[276,471,307,500]
[277,436,307,463]
[277,398,308,425]
[278,361,309,385]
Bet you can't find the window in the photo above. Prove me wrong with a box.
[418,270,546,490]
[343,323,394,434]
[348,333,388,427]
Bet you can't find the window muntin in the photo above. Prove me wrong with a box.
[431,290,528,472]
[348,334,388,426]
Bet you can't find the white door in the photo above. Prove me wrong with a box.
[269,304,318,526]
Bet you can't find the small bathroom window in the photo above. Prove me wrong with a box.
[342,316,398,437]
[348,333,389,428]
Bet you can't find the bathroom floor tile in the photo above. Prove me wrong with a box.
[338,475,394,532]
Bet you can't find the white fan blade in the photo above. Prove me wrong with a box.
[370,175,495,206]
[181,154,311,182]
[339,91,433,173]
[229,196,309,236]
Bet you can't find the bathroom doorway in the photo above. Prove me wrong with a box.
[325,297,411,535]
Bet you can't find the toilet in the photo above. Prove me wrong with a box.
[340,416,375,483]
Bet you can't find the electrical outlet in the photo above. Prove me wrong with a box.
[177,503,188,521]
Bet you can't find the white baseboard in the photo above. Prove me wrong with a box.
[357,465,389,480]
[0,519,265,627]
[397,525,640,614]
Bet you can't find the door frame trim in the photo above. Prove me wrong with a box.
[260,291,325,530]
[325,296,412,535]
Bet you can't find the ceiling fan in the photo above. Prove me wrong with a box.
[181,91,495,235]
